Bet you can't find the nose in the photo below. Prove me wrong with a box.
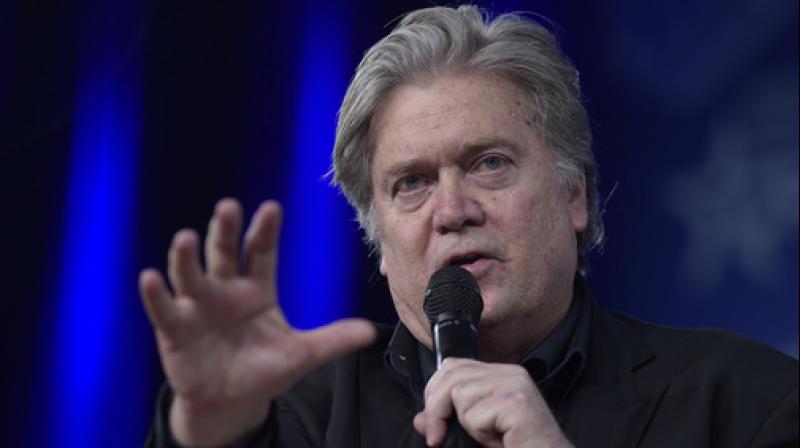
[431,176,485,234]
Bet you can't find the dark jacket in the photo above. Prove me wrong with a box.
[149,301,798,447]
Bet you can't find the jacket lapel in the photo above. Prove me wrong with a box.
[564,300,671,447]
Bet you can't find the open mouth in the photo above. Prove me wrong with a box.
[448,253,487,267]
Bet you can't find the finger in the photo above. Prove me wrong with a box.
[451,380,493,423]
[242,201,282,289]
[456,369,542,447]
[425,416,448,447]
[423,359,489,447]
[205,198,243,279]
[421,374,455,447]
[139,268,178,330]
[460,393,511,446]
[424,358,475,390]
[424,358,484,403]
[414,409,446,447]
[296,318,376,374]
[413,412,427,437]
[168,229,206,297]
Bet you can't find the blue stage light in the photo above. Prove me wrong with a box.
[43,55,151,448]
[279,7,358,330]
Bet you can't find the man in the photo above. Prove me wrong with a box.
[142,5,798,447]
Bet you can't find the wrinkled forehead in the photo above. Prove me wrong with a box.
[367,72,535,173]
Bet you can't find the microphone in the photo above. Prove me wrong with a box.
[423,266,484,448]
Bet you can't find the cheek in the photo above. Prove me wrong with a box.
[381,241,424,294]
[377,217,425,289]
[379,212,435,296]
[490,186,570,263]
[380,239,431,337]
[378,210,429,265]
[492,191,541,235]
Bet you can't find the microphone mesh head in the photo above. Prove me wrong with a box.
[423,266,484,324]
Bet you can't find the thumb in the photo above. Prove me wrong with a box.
[298,318,377,372]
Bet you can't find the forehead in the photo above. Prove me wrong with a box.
[369,72,535,171]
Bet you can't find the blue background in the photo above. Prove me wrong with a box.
[1,0,796,446]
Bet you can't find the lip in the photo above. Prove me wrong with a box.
[443,251,497,279]
[458,257,495,279]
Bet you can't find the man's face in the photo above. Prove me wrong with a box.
[370,72,588,352]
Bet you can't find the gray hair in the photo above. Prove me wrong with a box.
[331,5,603,268]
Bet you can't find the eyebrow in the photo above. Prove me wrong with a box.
[378,137,519,192]
[462,137,518,156]
[380,159,428,193]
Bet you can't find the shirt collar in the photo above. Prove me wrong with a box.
[523,275,590,382]
[526,276,591,408]
[384,321,426,403]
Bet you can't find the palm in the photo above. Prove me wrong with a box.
[140,199,374,422]
[158,280,299,407]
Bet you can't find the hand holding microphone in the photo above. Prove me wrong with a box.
[415,266,573,448]
[421,266,483,448]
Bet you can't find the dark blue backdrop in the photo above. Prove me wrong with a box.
[1,1,796,446]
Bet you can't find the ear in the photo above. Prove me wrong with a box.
[379,254,387,276]
[567,174,589,232]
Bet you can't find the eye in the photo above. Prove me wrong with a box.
[475,154,508,172]
[394,175,427,195]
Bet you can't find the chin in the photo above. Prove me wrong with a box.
[478,291,535,328]
[477,305,505,331]
[476,288,507,320]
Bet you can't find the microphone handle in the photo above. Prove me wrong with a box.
[433,317,478,367]
[433,317,482,447]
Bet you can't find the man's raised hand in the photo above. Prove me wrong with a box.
[139,198,376,447]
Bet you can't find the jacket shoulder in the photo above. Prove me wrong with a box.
[592,309,799,446]
[601,309,798,397]
[612,311,794,366]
